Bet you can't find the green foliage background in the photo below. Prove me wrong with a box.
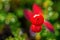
[0,0,60,40]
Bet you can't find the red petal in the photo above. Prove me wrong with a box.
[30,24,42,33]
[24,9,33,21]
[33,4,43,14]
[43,21,55,33]
[30,14,44,26]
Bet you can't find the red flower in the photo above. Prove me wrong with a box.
[24,4,54,33]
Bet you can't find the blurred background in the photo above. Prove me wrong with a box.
[0,0,60,40]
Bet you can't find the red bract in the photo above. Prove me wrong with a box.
[33,4,43,14]
[24,3,54,33]
[43,21,55,33]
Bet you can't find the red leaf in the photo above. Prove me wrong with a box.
[33,4,43,14]
[43,21,55,33]
[24,9,33,21]
[30,24,42,33]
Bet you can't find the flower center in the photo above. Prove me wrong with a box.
[31,14,44,26]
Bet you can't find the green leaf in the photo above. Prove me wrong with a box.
[16,9,23,18]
